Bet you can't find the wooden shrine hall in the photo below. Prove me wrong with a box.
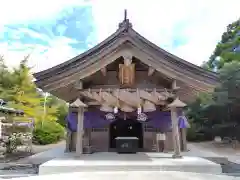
[34,11,218,158]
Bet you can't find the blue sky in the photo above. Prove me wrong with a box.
[0,0,239,72]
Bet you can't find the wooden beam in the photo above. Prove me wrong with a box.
[78,88,174,93]
[171,80,180,90]
[100,67,107,76]
[148,66,155,76]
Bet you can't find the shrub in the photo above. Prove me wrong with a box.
[33,121,65,145]
[186,126,197,141]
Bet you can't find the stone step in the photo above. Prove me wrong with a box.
[39,159,222,175]
[0,174,36,179]
[23,171,240,180]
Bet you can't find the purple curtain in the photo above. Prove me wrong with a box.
[66,110,190,132]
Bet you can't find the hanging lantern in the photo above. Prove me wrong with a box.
[100,103,113,112]
[137,106,142,114]
[143,100,156,112]
[113,106,118,114]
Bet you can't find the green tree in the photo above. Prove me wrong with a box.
[0,57,16,100]
[206,19,240,70]
[0,56,67,144]
[0,57,57,123]
[187,62,240,141]
[43,94,68,127]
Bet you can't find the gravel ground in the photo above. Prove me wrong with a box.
[0,141,65,178]
[0,164,38,179]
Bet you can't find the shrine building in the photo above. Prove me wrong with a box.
[33,11,218,157]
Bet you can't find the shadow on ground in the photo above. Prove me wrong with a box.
[205,157,240,177]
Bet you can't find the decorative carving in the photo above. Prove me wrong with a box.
[119,54,135,88]
[119,64,135,86]
[137,113,147,122]
[118,9,132,30]
[105,113,115,121]
[118,53,135,87]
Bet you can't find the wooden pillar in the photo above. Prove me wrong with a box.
[65,106,71,153]
[170,107,181,158]
[76,107,84,155]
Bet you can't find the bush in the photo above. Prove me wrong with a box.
[187,124,213,142]
[186,126,198,141]
[33,121,65,145]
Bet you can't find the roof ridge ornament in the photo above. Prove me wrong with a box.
[118,9,132,30]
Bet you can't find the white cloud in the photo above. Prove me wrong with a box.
[90,0,240,65]
[0,0,88,72]
[1,35,82,72]
[0,0,88,25]
[0,0,239,73]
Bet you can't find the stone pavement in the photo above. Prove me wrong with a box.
[16,144,65,165]
[3,171,240,180]
[9,142,239,166]
[186,143,240,164]
[0,142,240,178]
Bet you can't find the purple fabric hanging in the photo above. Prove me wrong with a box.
[66,110,190,132]
[178,116,190,128]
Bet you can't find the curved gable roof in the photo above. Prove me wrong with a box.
[34,18,218,85]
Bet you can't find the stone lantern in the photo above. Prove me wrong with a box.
[168,97,186,108]
[70,98,87,155]
[167,97,186,158]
